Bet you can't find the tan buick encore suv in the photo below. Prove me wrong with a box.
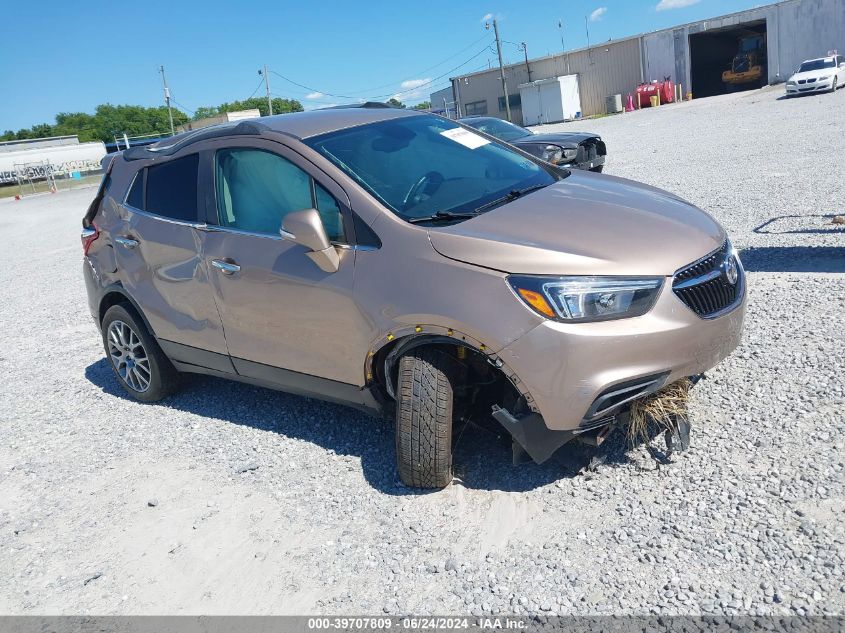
[82,106,745,488]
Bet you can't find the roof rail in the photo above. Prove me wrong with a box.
[123,119,270,161]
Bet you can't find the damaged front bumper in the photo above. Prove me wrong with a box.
[491,281,746,463]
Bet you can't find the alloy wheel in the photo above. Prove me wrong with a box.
[107,320,151,392]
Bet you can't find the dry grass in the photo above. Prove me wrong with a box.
[627,378,692,446]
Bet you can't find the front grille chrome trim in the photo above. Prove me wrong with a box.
[672,240,744,319]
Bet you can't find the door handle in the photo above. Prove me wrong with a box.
[115,236,139,249]
[211,259,241,275]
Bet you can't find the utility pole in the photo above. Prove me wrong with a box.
[258,65,274,116]
[558,20,565,53]
[521,42,532,82]
[487,19,511,122]
[159,65,175,136]
[585,16,592,62]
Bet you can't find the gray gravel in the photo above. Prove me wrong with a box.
[0,86,843,615]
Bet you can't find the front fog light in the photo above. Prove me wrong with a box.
[509,276,664,322]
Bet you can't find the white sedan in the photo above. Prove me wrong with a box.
[785,54,845,95]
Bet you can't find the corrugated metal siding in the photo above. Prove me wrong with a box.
[441,38,643,123]
[537,38,643,118]
[646,0,845,88]
[642,30,676,84]
[437,0,845,123]
[766,0,845,82]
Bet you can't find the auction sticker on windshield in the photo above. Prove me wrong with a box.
[440,127,490,149]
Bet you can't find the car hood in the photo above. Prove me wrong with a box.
[789,69,835,81]
[428,170,726,276]
[516,132,599,148]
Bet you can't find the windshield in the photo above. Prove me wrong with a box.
[462,118,532,142]
[799,59,835,72]
[305,114,558,222]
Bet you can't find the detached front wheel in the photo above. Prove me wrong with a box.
[395,349,456,488]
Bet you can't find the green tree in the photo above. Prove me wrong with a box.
[412,101,432,110]
[191,105,221,120]
[3,95,303,145]
[193,96,303,120]
[386,98,407,109]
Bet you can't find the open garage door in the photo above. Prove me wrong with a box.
[689,20,767,99]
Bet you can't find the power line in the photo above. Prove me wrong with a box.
[247,77,266,100]
[267,40,496,104]
[270,70,355,99]
[368,46,494,100]
[343,33,495,95]
[170,99,195,116]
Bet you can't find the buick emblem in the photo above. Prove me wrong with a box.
[724,256,738,285]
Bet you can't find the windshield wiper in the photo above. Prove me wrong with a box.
[473,183,549,214]
[406,210,479,224]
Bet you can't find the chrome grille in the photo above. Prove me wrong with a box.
[672,241,743,318]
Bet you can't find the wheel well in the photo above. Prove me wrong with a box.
[98,290,152,336]
[98,291,131,324]
[372,337,524,418]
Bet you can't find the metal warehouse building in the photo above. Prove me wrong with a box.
[432,0,845,125]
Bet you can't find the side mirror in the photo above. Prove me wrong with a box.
[280,208,339,273]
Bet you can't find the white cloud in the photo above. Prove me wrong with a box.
[589,7,607,21]
[391,78,432,102]
[305,92,324,100]
[399,78,431,90]
[656,0,700,10]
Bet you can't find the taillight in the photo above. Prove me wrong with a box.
[81,224,99,256]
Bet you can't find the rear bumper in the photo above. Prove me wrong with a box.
[498,278,746,435]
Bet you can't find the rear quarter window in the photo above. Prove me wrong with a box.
[126,171,144,209]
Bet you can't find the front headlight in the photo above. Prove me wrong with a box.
[508,275,664,322]
[540,145,578,164]
[541,145,563,164]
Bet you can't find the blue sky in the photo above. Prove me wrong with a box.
[1,0,764,131]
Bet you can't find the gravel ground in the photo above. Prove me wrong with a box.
[1,86,843,616]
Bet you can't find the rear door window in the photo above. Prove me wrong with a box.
[143,154,199,222]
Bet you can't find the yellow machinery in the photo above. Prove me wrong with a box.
[722,34,767,88]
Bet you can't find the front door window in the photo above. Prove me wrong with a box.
[215,148,344,241]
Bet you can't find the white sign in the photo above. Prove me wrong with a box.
[440,127,490,149]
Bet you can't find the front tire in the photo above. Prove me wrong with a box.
[101,304,179,402]
[395,349,456,488]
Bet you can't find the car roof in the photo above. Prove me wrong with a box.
[262,106,422,139]
[802,56,835,63]
[125,106,425,160]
